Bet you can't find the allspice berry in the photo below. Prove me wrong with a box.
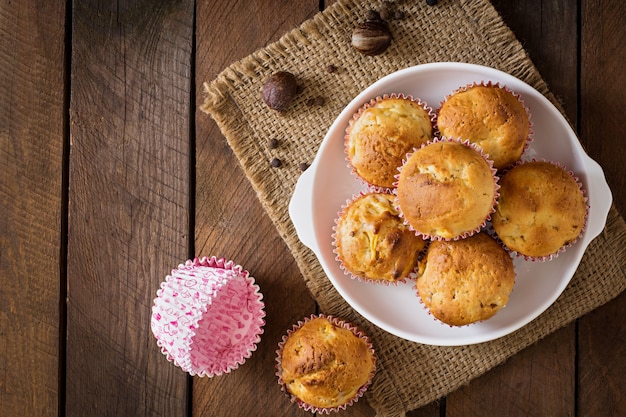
[352,20,392,56]
[262,71,298,111]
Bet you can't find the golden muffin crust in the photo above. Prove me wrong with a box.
[280,317,375,409]
[416,233,515,326]
[346,96,434,188]
[335,193,427,282]
[396,140,497,240]
[491,161,587,258]
[437,84,530,169]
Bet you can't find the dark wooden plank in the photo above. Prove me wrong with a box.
[447,327,576,417]
[446,1,579,415]
[406,401,443,417]
[66,1,194,416]
[578,0,626,416]
[578,292,626,416]
[193,1,329,416]
[0,1,66,416]
[580,0,626,216]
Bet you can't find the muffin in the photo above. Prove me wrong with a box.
[396,139,498,240]
[416,232,516,326]
[491,160,587,260]
[277,315,376,412]
[345,94,435,189]
[437,83,531,170]
[333,192,427,284]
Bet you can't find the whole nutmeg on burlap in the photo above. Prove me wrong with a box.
[352,18,392,56]
[262,71,298,111]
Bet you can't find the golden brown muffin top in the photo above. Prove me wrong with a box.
[335,193,427,282]
[437,85,530,169]
[416,233,516,326]
[396,140,497,240]
[280,317,375,409]
[491,161,587,258]
[346,97,434,188]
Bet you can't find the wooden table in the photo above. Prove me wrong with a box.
[2,1,624,416]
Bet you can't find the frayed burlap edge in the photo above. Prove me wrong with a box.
[200,0,626,415]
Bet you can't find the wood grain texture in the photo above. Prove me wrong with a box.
[578,0,626,415]
[1,0,622,416]
[580,0,626,217]
[66,1,194,416]
[447,328,576,417]
[490,0,579,122]
[0,1,66,416]
[578,292,626,417]
[193,1,327,416]
[406,401,441,417]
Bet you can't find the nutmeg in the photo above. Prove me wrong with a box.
[352,20,392,56]
[262,71,298,111]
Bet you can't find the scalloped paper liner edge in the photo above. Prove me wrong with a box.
[151,256,266,377]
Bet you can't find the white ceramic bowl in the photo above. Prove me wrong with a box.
[289,63,612,346]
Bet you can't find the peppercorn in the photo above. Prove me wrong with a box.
[379,2,394,21]
[426,0,438,6]
[267,138,279,149]
[306,96,325,107]
[270,158,282,168]
[365,9,380,21]
[298,162,310,171]
[326,64,337,73]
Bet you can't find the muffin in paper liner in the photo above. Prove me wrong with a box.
[332,191,427,285]
[414,232,516,327]
[151,256,265,377]
[436,81,533,171]
[275,314,376,414]
[344,93,436,191]
[489,159,589,262]
[395,137,500,241]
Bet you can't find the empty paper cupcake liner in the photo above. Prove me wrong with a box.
[275,314,376,414]
[344,93,437,191]
[394,137,500,241]
[151,256,265,377]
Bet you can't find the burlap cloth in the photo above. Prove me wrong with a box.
[200,0,626,415]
